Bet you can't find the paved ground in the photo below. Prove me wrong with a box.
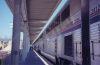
[2,49,45,65]
[19,49,45,65]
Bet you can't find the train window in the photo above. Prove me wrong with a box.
[55,20,57,26]
[93,7,95,12]
[61,5,70,21]
[98,4,100,10]
[48,26,50,31]
[93,8,95,13]
[43,43,44,50]
[57,15,60,24]
[64,35,73,57]
[92,9,94,14]
[95,6,98,12]
[52,22,55,28]
[46,27,50,34]
[51,24,53,30]
[55,16,60,27]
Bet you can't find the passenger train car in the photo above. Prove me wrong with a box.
[33,0,100,65]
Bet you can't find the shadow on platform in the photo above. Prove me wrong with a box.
[2,49,45,65]
[19,49,45,65]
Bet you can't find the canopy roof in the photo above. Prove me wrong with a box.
[6,0,61,43]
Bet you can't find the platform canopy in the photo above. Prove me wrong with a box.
[6,0,61,43]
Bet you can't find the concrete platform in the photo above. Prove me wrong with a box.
[19,49,45,65]
[2,49,53,65]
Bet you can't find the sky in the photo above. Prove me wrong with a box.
[0,0,13,39]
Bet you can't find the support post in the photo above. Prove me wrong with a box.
[22,22,30,61]
[81,0,91,65]
[11,0,21,65]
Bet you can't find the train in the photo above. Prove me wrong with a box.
[32,0,100,65]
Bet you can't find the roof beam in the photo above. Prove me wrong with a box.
[30,27,43,30]
[29,29,41,31]
[29,31,40,35]
[29,18,47,21]
[29,25,44,27]
[28,21,47,24]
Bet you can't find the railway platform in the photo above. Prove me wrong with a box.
[2,48,53,65]
[19,49,45,65]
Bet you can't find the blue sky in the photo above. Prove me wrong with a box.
[0,0,13,39]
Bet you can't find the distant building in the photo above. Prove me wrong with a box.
[0,39,12,50]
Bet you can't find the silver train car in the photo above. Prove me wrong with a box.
[33,0,100,65]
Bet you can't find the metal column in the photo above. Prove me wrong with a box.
[11,0,21,65]
[22,22,30,61]
[81,0,91,65]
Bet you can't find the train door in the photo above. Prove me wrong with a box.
[63,34,73,65]
[64,34,73,57]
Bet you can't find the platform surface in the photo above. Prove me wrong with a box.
[19,49,45,65]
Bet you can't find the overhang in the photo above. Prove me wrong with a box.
[6,0,61,43]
